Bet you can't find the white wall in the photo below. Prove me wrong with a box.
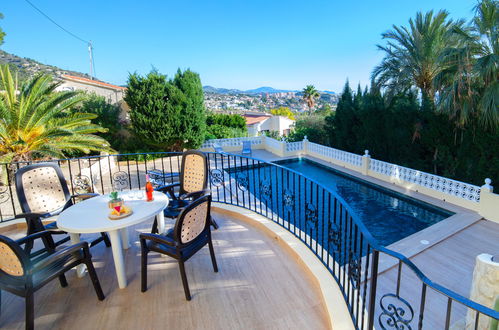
[57,79,125,104]
[247,116,295,137]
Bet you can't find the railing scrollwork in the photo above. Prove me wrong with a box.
[210,169,225,187]
[112,171,129,191]
[378,293,414,330]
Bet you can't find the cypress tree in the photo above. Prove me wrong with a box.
[125,69,206,151]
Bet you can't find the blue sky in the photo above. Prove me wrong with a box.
[1,0,475,92]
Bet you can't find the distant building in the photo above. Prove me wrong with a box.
[56,75,129,121]
[56,75,126,105]
[243,113,295,137]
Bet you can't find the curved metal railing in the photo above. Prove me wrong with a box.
[0,151,498,329]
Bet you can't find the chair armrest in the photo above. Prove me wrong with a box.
[180,189,210,201]
[62,193,99,211]
[72,193,99,200]
[14,212,51,220]
[16,231,54,247]
[139,233,176,247]
[30,241,89,273]
[155,182,181,200]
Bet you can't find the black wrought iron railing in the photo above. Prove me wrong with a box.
[0,152,497,329]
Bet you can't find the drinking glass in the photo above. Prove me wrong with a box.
[134,189,144,200]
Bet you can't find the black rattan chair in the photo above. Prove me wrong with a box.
[14,163,111,254]
[154,150,218,232]
[0,231,105,330]
[140,194,218,301]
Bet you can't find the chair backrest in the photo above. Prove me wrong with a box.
[242,141,252,153]
[174,195,211,245]
[15,163,71,215]
[0,235,29,279]
[180,150,208,195]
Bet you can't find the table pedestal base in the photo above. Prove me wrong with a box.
[69,233,87,278]
[108,229,127,289]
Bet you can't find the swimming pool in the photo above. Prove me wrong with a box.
[273,158,454,246]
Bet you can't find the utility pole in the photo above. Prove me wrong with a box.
[88,41,94,80]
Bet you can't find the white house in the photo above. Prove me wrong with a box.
[56,75,127,105]
[243,113,295,137]
[56,74,129,121]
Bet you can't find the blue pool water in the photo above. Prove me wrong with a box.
[274,158,453,246]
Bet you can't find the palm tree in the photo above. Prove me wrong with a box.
[436,0,498,129]
[302,85,320,114]
[372,10,463,103]
[0,13,6,46]
[0,65,111,166]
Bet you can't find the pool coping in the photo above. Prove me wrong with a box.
[277,154,484,273]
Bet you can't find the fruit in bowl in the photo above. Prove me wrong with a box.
[108,191,124,209]
[111,205,131,216]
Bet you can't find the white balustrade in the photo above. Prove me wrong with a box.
[202,137,483,204]
[201,137,262,149]
[369,159,481,202]
[308,142,363,167]
[286,141,303,152]
[264,137,284,151]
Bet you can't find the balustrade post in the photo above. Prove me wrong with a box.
[261,135,268,152]
[280,139,286,157]
[479,178,499,224]
[362,150,371,176]
[302,135,309,156]
[260,135,266,149]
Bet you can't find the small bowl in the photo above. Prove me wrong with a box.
[108,198,124,209]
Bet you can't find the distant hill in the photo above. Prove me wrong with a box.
[0,50,91,82]
[245,86,298,94]
[203,85,335,95]
[203,86,243,94]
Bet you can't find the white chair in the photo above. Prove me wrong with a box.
[213,143,225,153]
[242,141,252,156]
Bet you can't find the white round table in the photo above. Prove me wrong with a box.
[57,191,168,289]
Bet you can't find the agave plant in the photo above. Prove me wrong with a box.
[0,65,112,166]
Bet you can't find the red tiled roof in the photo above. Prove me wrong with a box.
[62,75,127,90]
[243,114,271,125]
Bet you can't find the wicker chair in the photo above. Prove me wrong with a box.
[0,231,105,330]
[154,150,218,233]
[14,163,111,255]
[140,194,218,301]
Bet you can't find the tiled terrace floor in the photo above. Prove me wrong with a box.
[0,211,329,330]
[375,218,499,328]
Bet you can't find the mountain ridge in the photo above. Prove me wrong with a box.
[203,85,336,95]
[0,50,92,82]
[0,50,337,95]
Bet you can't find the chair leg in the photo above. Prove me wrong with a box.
[58,274,68,287]
[25,292,34,330]
[101,232,111,247]
[23,240,34,256]
[208,236,218,273]
[85,261,105,301]
[178,260,191,301]
[210,216,219,230]
[151,218,158,234]
[141,249,148,292]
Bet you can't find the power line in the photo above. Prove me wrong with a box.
[23,0,88,44]
[23,0,96,79]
